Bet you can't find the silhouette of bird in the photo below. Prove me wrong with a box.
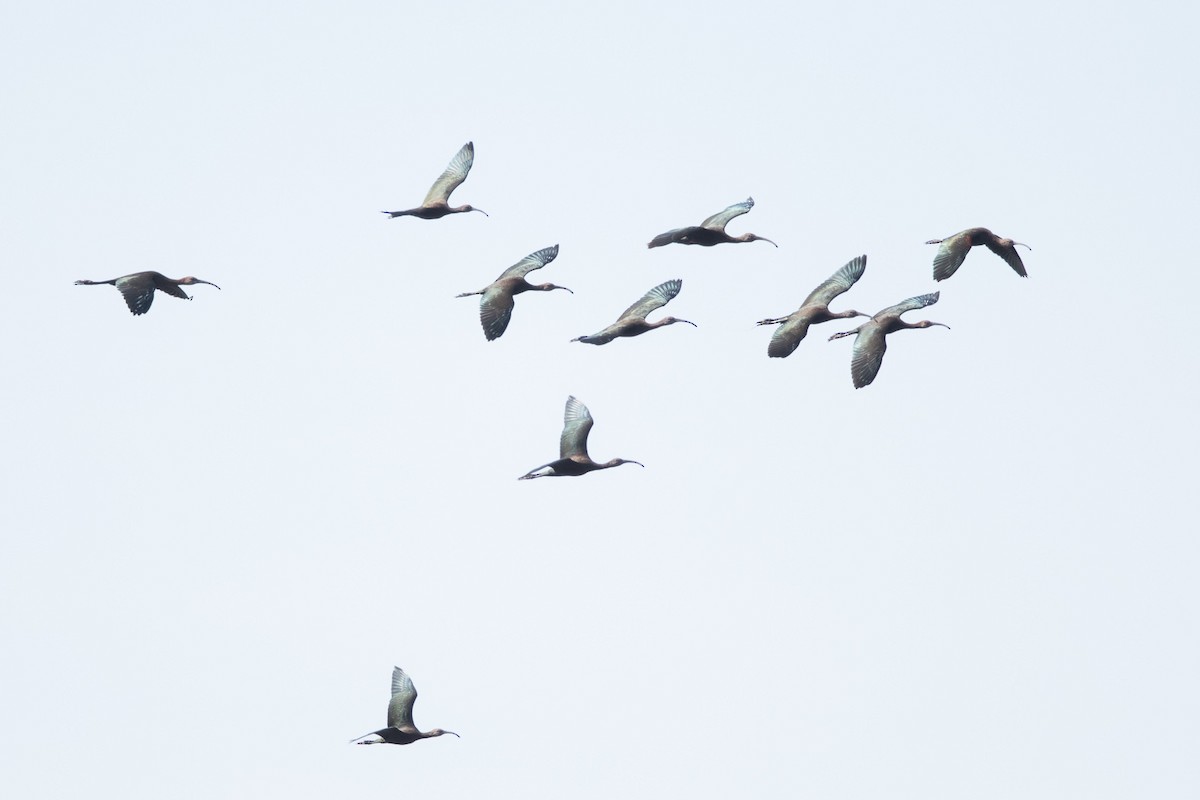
[571,279,695,345]
[350,666,459,746]
[381,142,487,220]
[828,292,949,388]
[457,245,571,341]
[74,272,221,315]
[926,227,1030,281]
[755,255,869,358]
[648,197,777,248]
[519,396,643,479]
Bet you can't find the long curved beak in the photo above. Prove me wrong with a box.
[1015,242,1031,250]
[758,237,778,247]
[677,319,697,327]
[197,279,222,290]
[474,208,489,217]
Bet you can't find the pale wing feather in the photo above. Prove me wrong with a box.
[498,245,560,281]
[559,396,594,459]
[875,291,940,319]
[479,286,516,341]
[618,279,682,320]
[700,197,754,231]
[801,255,867,307]
[931,233,972,281]
[849,324,887,388]
[422,142,475,206]
[767,316,812,358]
[387,667,419,731]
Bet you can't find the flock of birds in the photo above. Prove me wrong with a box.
[73,141,1031,744]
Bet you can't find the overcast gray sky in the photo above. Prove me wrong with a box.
[2,1,1198,797]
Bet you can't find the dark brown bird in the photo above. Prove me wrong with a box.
[350,666,458,746]
[755,255,869,358]
[828,292,949,388]
[74,272,221,315]
[457,245,571,341]
[518,396,643,479]
[926,227,1030,281]
[647,197,777,249]
[571,279,695,345]
[381,142,487,220]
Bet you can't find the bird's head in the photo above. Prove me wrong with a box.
[606,458,644,470]
[461,205,488,216]
[1005,238,1031,251]
[914,320,950,330]
[662,316,697,328]
[535,283,573,294]
[179,277,221,289]
[427,728,460,739]
[744,234,778,247]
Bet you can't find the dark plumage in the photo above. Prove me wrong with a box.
[456,245,571,340]
[755,255,869,358]
[74,272,221,315]
[518,396,643,479]
[381,142,487,220]
[828,292,949,388]
[350,666,459,746]
[926,227,1029,281]
[571,279,695,345]
[648,197,776,248]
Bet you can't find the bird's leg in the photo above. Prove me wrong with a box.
[755,317,787,326]
[454,290,484,298]
[828,327,861,341]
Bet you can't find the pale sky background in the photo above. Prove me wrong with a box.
[2,1,1198,797]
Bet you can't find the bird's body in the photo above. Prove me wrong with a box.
[350,666,458,746]
[756,255,868,358]
[457,245,570,340]
[925,227,1029,281]
[382,142,486,220]
[828,292,949,388]
[519,396,643,479]
[572,279,695,345]
[648,197,777,249]
[74,271,221,315]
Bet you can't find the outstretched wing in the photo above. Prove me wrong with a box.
[619,279,682,320]
[849,325,887,389]
[386,667,419,732]
[930,232,973,281]
[874,291,940,319]
[422,142,475,206]
[700,197,754,231]
[984,239,1029,277]
[498,245,560,281]
[115,273,165,316]
[559,396,594,459]
[801,255,866,307]
[479,285,517,340]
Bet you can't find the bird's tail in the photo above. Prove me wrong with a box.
[647,230,682,249]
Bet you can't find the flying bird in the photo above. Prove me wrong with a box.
[648,197,776,249]
[381,142,487,220]
[925,227,1030,281]
[755,255,869,358]
[828,292,949,388]
[519,396,643,479]
[457,245,571,341]
[74,272,221,315]
[350,666,459,746]
[571,279,695,345]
